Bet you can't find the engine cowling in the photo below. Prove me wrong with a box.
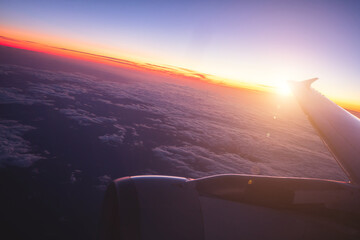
[99,174,360,240]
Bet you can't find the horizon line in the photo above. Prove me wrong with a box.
[0,35,359,113]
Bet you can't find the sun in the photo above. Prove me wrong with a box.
[276,82,292,96]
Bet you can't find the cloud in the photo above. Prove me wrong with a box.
[98,125,127,146]
[107,79,346,181]
[98,133,125,145]
[98,174,112,183]
[0,63,347,181]
[94,174,113,191]
[0,120,42,168]
[0,64,94,105]
[153,145,275,178]
[98,124,142,147]
[152,143,345,181]
[70,170,82,183]
[0,87,50,105]
[59,108,116,126]
[29,83,88,100]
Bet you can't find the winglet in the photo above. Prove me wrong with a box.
[288,78,318,90]
[302,78,318,89]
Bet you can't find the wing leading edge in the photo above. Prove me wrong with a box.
[289,79,360,185]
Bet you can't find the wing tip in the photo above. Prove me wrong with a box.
[288,78,319,90]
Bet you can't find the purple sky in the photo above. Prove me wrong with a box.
[1,0,360,105]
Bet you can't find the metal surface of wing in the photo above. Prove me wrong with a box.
[289,79,360,185]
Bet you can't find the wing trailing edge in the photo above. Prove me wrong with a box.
[289,79,360,185]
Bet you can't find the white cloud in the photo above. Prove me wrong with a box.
[94,174,112,191]
[0,63,348,181]
[29,83,88,100]
[98,133,125,145]
[59,108,117,126]
[152,143,345,181]
[98,124,142,147]
[0,87,51,105]
[70,170,82,183]
[0,120,42,168]
[153,145,275,178]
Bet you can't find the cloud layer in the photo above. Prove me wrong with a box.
[0,120,42,167]
[0,63,348,181]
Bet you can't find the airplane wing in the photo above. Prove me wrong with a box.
[289,78,360,185]
[99,79,360,240]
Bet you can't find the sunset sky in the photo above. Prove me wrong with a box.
[1,0,360,109]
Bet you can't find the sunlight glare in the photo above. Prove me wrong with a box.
[276,82,292,96]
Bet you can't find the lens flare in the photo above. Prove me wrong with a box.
[276,82,292,96]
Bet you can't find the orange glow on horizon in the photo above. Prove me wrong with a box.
[0,33,359,113]
[0,34,263,90]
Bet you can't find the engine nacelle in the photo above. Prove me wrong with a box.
[99,174,360,240]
